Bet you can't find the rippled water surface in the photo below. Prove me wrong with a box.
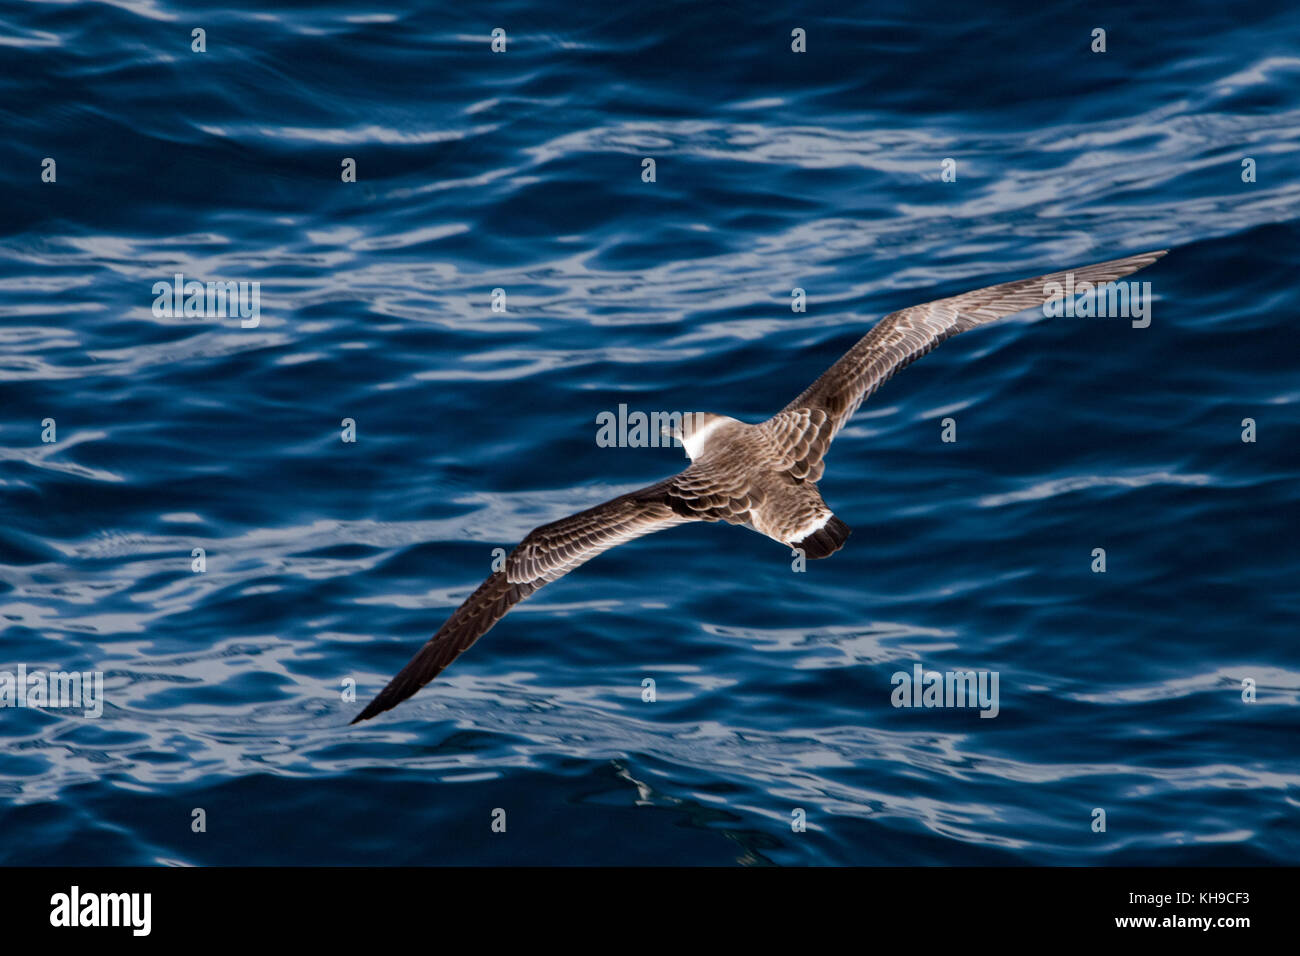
[1,0,1298,865]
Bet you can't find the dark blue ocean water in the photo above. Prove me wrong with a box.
[1,0,1297,866]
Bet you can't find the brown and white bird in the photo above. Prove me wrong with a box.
[352,249,1166,723]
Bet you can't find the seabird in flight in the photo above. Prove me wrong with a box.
[352,249,1167,722]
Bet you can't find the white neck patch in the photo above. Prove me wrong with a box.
[681,416,728,460]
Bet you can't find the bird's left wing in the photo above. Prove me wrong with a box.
[351,469,728,723]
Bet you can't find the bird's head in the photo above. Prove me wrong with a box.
[662,412,732,460]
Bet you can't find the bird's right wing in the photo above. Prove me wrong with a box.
[351,464,749,723]
[768,250,1168,478]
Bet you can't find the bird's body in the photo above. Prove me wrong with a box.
[352,249,1167,723]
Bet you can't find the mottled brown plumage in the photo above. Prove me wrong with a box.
[353,249,1167,722]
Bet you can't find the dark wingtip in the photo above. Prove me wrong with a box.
[350,694,390,725]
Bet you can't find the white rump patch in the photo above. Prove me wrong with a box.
[789,512,831,542]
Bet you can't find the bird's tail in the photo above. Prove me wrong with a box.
[793,514,852,559]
